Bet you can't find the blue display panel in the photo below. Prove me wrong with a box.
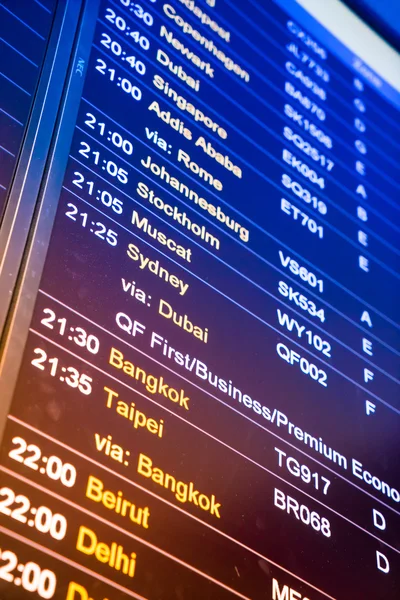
[0,1,398,599]
[0,0,57,218]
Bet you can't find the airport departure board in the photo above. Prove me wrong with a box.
[0,0,57,218]
[0,0,399,599]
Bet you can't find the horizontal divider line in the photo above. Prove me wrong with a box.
[0,4,45,40]
[0,71,31,96]
[0,37,39,67]
[33,0,52,14]
[0,144,15,157]
[0,107,24,126]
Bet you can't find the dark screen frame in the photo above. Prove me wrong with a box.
[343,0,400,52]
[0,0,100,443]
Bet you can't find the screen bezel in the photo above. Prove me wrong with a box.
[343,0,400,52]
[0,0,99,442]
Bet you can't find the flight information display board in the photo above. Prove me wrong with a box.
[0,0,57,218]
[0,0,399,598]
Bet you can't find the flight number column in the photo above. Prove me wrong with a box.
[245,2,400,585]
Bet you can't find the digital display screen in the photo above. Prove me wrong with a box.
[0,0,57,218]
[0,0,399,598]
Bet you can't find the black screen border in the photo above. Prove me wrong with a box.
[0,0,100,442]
